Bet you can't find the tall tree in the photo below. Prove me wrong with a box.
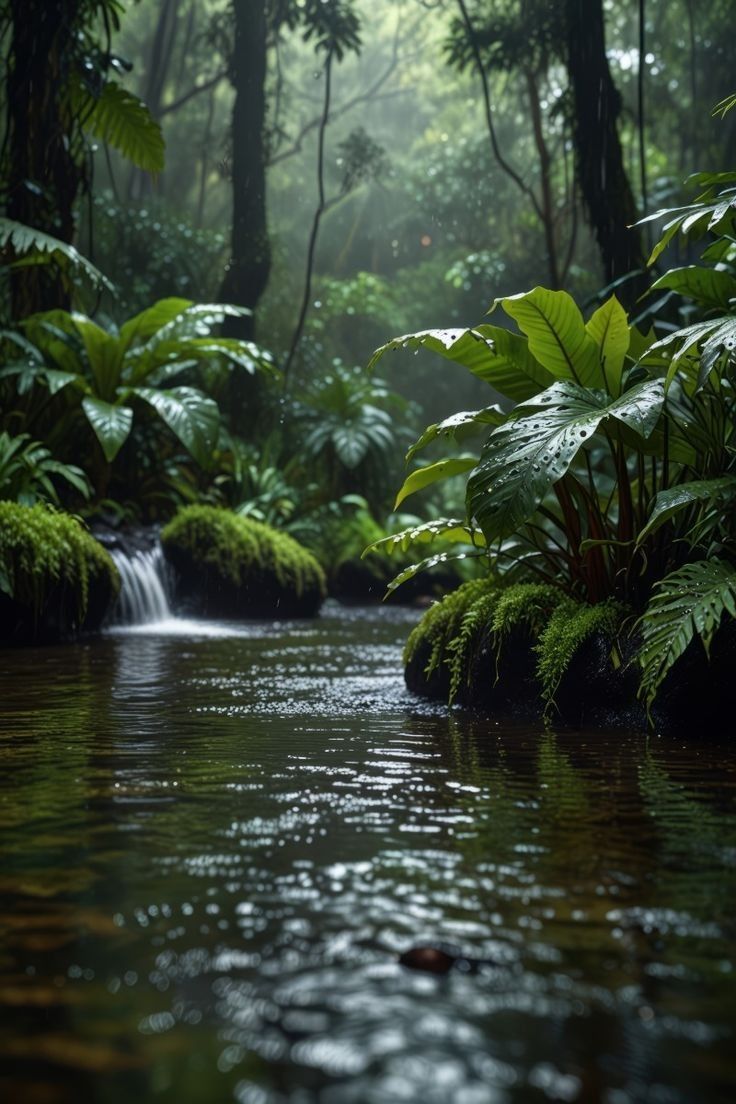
[218,0,271,340]
[563,0,645,298]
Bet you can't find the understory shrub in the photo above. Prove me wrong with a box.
[0,502,119,641]
[161,505,326,618]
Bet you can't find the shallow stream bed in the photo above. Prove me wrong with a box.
[1,602,735,1103]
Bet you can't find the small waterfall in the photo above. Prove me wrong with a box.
[110,545,173,626]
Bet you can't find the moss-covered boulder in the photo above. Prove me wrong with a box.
[0,502,120,644]
[404,578,639,726]
[404,578,736,732]
[161,506,326,618]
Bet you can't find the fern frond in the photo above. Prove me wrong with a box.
[638,559,736,709]
[83,82,165,173]
[0,218,114,291]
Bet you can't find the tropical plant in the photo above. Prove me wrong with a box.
[0,297,273,497]
[0,431,90,506]
[368,165,736,713]
[295,361,410,508]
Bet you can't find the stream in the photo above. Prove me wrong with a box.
[1,599,735,1103]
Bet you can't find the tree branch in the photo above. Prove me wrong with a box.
[159,71,228,117]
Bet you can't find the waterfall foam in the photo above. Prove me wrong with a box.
[110,545,172,626]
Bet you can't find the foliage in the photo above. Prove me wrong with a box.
[374,163,736,713]
[0,218,115,304]
[0,432,90,507]
[0,298,271,495]
[0,501,119,627]
[81,195,229,320]
[161,505,326,604]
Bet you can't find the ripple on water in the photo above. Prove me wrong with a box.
[1,603,735,1103]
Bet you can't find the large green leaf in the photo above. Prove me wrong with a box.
[0,217,114,291]
[82,82,165,172]
[369,325,553,401]
[650,265,736,311]
[585,295,630,394]
[82,397,133,461]
[498,287,602,387]
[637,476,736,544]
[70,314,122,400]
[406,405,505,461]
[468,379,665,542]
[394,457,477,510]
[638,558,736,708]
[134,386,219,467]
[364,518,485,558]
[648,314,736,388]
[118,298,193,349]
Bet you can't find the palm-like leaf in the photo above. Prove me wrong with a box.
[0,217,114,291]
[81,82,165,173]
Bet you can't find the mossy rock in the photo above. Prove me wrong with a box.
[403,577,736,732]
[0,502,120,644]
[161,506,326,618]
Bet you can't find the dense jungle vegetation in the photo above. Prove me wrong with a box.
[1,0,735,718]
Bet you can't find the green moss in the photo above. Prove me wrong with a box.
[161,505,326,613]
[0,501,119,630]
[535,598,627,710]
[405,578,630,712]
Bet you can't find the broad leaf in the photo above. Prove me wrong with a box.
[650,265,736,311]
[407,405,505,461]
[585,295,630,394]
[638,559,736,708]
[468,380,665,542]
[118,298,193,349]
[369,325,553,401]
[498,287,602,387]
[637,476,736,543]
[394,457,477,510]
[71,315,122,400]
[82,82,165,172]
[364,518,485,558]
[134,386,220,467]
[82,397,133,461]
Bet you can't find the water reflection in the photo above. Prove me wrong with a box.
[1,604,735,1103]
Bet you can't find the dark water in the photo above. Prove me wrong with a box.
[1,603,735,1104]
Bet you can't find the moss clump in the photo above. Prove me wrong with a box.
[161,505,326,618]
[405,578,630,719]
[0,502,120,642]
[535,598,627,710]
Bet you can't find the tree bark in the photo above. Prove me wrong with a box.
[4,0,84,316]
[218,0,271,340]
[564,0,646,304]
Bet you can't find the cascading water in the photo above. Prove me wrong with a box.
[110,545,173,626]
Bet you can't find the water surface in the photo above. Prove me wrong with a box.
[1,603,735,1103]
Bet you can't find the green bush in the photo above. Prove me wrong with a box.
[0,502,119,641]
[161,505,327,618]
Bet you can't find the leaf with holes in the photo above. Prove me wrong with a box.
[468,379,665,543]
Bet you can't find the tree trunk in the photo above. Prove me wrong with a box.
[219,0,271,340]
[4,0,84,316]
[564,0,646,304]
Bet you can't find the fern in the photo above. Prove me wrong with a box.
[638,559,736,709]
[0,217,113,291]
[82,82,165,173]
